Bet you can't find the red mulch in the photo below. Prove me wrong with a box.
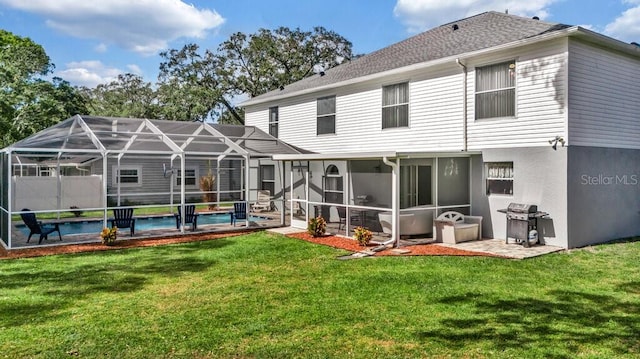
[287,232,498,257]
[0,231,255,260]
[0,229,497,260]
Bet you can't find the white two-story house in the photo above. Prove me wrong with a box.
[242,11,640,249]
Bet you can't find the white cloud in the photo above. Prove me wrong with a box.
[393,0,559,32]
[0,0,225,55]
[126,64,143,75]
[604,5,640,43]
[94,43,108,53]
[54,60,123,87]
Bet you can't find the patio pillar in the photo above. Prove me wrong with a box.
[180,154,186,233]
[244,154,250,227]
[383,156,400,248]
[7,151,12,249]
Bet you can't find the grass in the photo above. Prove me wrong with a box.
[1,233,639,358]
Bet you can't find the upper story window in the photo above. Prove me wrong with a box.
[269,106,279,138]
[317,96,336,135]
[382,83,409,129]
[475,61,516,119]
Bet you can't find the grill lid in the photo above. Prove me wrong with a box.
[507,203,538,213]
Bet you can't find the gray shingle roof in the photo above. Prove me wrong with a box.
[244,11,572,105]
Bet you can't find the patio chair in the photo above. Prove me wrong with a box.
[251,190,271,212]
[20,208,62,244]
[433,211,482,244]
[231,202,247,226]
[337,206,347,230]
[175,205,199,231]
[110,208,135,236]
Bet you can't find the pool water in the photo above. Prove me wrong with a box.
[17,213,264,236]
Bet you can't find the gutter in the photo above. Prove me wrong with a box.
[455,58,468,152]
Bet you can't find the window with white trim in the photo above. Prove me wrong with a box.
[113,166,142,187]
[175,167,199,189]
[485,162,513,195]
[475,61,516,119]
[382,83,409,129]
[269,106,279,138]
[259,165,275,195]
[323,165,343,204]
[317,96,336,135]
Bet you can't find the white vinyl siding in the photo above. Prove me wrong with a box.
[568,39,640,149]
[468,38,568,149]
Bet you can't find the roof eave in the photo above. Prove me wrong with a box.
[241,26,582,107]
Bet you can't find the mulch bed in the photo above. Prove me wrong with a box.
[287,232,499,257]
[0,231,255,260]
[0,229,498,260]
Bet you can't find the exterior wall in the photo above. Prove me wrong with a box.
[467,38,568,150]
[245,38,569,154]
[567,146,640,247]
[246,67,466,153]
[567,39,640,149]
[91,156,244,206]
[472,147,569,248]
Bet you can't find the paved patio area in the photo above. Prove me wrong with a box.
[269,227,565,259]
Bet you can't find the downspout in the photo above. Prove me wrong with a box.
[456,58,468,152]
[382,156,399,248]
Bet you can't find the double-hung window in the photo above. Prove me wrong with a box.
[317,96,336,135]
[113,166,142,187]
[382,83,409,129]
[269,106,279,138]
[175,167,198,189]
[475,61,516,119]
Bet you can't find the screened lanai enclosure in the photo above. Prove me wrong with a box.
[0,115,302,249]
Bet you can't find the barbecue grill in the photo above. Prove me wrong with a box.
[498,203,548,247]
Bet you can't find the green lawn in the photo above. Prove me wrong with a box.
[1,232,639,358]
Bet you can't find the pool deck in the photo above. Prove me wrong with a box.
[7,211,284,249]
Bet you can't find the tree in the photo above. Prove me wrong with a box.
[157,44,243,124]
[0,30,88,147]
[83,73,159,118]
[156,26,354,125]
[217,26,354,98]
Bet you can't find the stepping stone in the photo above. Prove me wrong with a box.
[391,248,412,254]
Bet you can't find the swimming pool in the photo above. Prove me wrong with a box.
[16,212,265,237]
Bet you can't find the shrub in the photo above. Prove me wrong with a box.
[354,226,373,246]
[100,227,118,245]
[307,216,327,237]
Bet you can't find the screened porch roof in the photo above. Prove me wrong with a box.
[6,115,305,160]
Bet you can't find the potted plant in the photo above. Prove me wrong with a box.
[307,216,327,237]
[354,226,372,246]
[100,227,118,246]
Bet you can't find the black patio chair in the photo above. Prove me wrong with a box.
[231,202,247,226]
[20,208,62,244]
[110,208,135,236]
[175,205,199,231]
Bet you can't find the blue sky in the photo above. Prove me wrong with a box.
[1,0,639,88]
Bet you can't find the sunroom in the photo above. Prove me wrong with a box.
[0,115,302,249]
